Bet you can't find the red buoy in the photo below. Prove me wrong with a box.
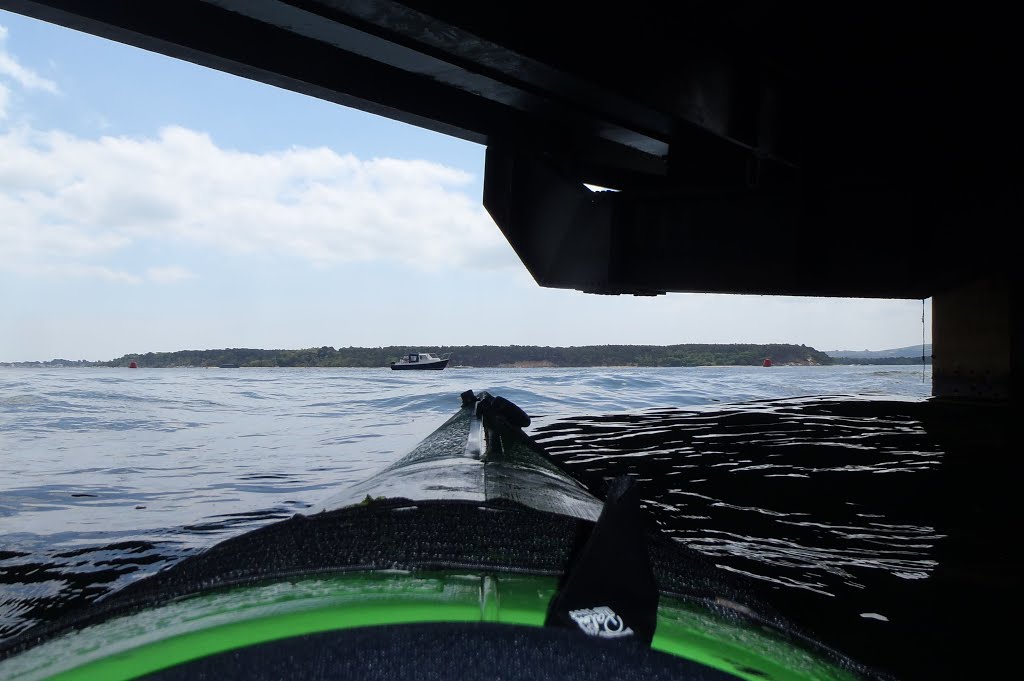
[762,358,773,367]
[128,361,138,368]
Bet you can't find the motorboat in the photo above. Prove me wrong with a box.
[390,351,450,370]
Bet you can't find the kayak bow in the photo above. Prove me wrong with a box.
[0,390,885,681]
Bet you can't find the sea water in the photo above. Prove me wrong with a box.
[1,365,1012,681]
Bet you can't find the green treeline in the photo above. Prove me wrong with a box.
[99,344,839,368]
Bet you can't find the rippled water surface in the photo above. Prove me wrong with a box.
[0,365,1013,681]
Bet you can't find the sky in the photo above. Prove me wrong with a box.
[0,11,932,362]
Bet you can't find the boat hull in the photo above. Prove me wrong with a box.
[390,359,449,370]
[0,564,865,681]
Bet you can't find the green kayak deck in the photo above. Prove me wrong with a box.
[1,571,866,681]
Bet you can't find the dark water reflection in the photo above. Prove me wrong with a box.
[533,396,1016,681]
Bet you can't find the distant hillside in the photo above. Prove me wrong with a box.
[2,344,939,368]
[825,344,931,359]
[84,343,833,369]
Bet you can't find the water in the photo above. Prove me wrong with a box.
[0,365,1012,681]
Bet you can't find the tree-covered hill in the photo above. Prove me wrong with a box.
[96,344,833,368]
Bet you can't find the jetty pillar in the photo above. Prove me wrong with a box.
[932,274,1015,401]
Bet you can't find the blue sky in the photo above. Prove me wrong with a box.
[0,11,932,362]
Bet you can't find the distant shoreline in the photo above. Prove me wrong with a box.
[2,343,932,369]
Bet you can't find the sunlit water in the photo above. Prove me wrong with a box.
[1,365,1011,681]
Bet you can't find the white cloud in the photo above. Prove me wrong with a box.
[146,265,196,283]
[0,24,60,100]
[0,125,515,279]
[8,262,143,283]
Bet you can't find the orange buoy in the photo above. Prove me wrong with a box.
[762,358,773,367]
[128,361,138,368]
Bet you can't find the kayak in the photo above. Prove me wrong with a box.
[0,390,885,681]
